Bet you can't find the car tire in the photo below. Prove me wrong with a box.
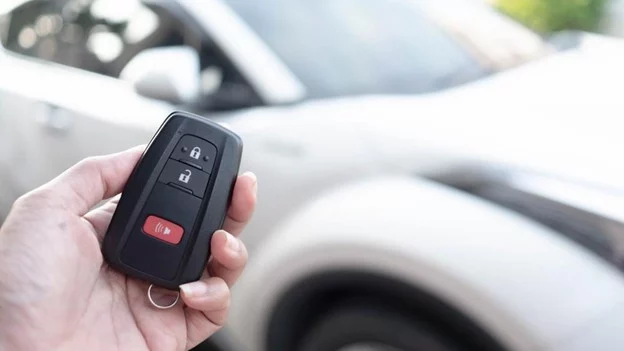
[298,303,460,351]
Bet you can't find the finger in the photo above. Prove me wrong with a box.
[181,277,230,348]
[29,145,145,216]
[207,230,248,287]
[180,277,230,312]
[222,172,257,237]
[82,195,121,243]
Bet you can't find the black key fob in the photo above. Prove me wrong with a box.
[103,111,242,290]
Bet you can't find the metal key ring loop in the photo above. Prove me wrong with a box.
[147,284,180,310]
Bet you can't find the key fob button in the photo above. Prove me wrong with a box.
[142,215,184,245]
[120,183,201,280]
[171,135,217,171]
[159,159,210,198]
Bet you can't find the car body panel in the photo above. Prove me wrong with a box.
[0,47,173,207]
[551,300,624,351]
[247,33,624,188]
[222,35,624,253]
[229,177,624,351]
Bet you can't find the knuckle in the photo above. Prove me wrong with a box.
[13,188,55,210]
[213,278,231,309]
[230,241,248,269]
[224,239,248,264]
[76,156,101,173]
[213,276,229,291]
[208,308,230,328]
[12,192,32,209]
[239,241,249,262]
[220,293,231,311]
[214,295,232,319]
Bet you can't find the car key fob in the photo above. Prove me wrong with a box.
[103,111,242,290]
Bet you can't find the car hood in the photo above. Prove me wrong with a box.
[388,33,624,190]
[232,33,624,192]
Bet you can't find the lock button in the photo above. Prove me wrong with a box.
[158,159,210,198]
[171,135,218,171]
[190,147,201,159]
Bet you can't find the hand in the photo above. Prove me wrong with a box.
[0,146,257,351]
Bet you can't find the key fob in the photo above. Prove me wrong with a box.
[103,111,242,290]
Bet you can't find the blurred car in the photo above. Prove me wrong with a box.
[3,1,624,351]
[0,0,549,238]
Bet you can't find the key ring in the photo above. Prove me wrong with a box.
[147,284,180,310]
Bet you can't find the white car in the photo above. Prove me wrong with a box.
[2,1,624,351]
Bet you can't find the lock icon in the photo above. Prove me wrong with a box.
[190,147,201,160]
[178,169,192,183]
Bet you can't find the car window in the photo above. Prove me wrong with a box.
[1,0,196,78]
[225,0,489,98]
[0,0,262,111]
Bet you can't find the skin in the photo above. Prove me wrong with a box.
[0,146,257,351]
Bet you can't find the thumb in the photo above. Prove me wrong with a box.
[32,145,145,216]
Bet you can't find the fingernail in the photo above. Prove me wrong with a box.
[180,281,209,298]
[225,231,241,252]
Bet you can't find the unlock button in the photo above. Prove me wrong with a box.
[158,159,210,198]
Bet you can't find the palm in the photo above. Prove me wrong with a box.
[69,197,230,351]
[0,207,200,350]
[92,269,190,351]
[81,203,197,351]
[0,148,256,351]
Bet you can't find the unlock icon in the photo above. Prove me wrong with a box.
[178,169,192,183]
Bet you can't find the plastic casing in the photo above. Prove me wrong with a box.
[103,111,243,289]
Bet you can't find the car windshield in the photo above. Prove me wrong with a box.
[224,0,490,99]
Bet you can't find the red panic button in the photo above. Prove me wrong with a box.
[142,215,184,245]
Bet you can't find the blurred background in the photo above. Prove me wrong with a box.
[2,0,624,350]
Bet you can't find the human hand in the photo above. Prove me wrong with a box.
[0,146,257,351]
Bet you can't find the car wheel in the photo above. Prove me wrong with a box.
[298,303,460,351]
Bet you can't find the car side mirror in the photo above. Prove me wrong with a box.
[121,46,201,105]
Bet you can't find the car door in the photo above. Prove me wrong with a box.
[0,1,180,212]
[0,0,259,219]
